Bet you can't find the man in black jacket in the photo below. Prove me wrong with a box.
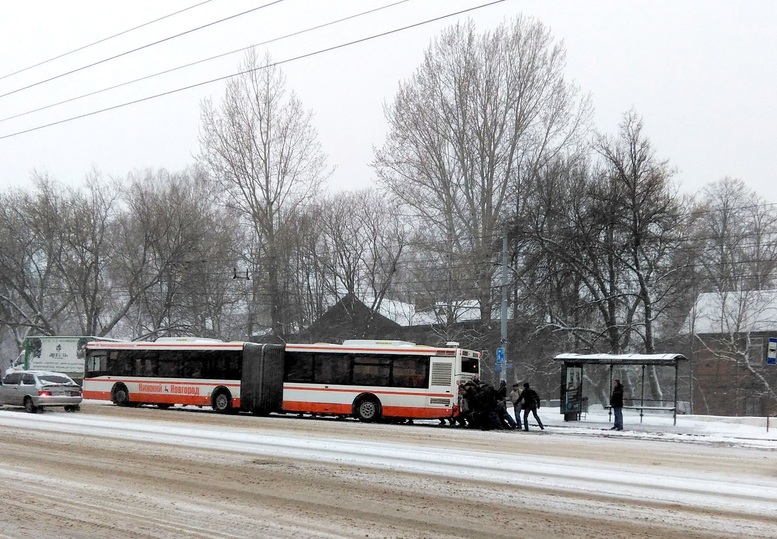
[610,379,624,431]
[516,382,544,431]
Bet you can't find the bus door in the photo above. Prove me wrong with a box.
[241,343,285,415]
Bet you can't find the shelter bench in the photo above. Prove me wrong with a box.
[607,405,676,424]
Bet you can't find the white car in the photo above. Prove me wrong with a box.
[0,370,82,413]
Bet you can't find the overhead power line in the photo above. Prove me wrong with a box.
[0,0,410,125]
[0,0,505,141]
[0,0,286,100]
[0,0,215,83]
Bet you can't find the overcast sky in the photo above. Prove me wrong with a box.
[1,0,775,201]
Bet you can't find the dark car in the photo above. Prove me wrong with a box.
[0,370,82,413]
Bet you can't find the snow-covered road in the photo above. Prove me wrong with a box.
[1,404,776,538]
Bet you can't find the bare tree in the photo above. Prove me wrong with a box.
[51,171,121,336]
[593,112,685,353]
[198,49,331,339]
[375,16,591,322]
[116,168,240,340]
[694,177,777,293]
[593,112,691,401]
[0,174,72,340]
[293,190,409,338]
[517,113,686,358]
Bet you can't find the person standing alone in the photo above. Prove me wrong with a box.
[516,382,544,431]
[610,379,624,431]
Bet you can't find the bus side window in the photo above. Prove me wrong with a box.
[284,352,313,383]
[115,351,132,376]
[182,352,204,379]
[132,351,158,377]
[157,351,180,377]
[226,350,241,379]
[314,354,351,385]
[392,357,428,388]
[86,352,107,375]
[352,356,390,386]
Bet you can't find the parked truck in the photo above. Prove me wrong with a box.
[12,336,104,384]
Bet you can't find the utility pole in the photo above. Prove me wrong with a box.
[498,236,508,384]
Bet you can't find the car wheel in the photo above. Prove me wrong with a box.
[112,384,130,407]
[65,405,81,412]
[212,390,232,414]
[354,396,381,422]
[24,397,37,414]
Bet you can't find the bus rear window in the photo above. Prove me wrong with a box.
[461,358,479,374]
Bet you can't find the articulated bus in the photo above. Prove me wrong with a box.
[82,339,481,421]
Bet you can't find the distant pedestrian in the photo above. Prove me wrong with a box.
[516,382,544,431]
[610,379,624,431]
[508,383,523,430]
[496,380,517,429]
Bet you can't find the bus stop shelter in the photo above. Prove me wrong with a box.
[553,353,687,425]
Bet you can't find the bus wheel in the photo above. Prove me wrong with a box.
[24,397,38,414]
[354,396,381,422]
[112,384,131,406]
[157,403,172,410]
[212,390,232,414]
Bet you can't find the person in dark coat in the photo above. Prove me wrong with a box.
[516,382,544,431]
[610,379,624,431]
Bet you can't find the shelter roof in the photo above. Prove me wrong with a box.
[553,353,686,366]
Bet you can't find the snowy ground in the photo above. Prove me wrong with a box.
[0,402,775,538]
[530,404,777,449]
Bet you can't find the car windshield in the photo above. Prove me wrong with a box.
[38,374,75,385]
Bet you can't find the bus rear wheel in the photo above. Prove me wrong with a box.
[354,396,381,422]
[112,384,131,407]
[212,390,232,414]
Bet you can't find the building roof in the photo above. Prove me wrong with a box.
[684,290,777,335]
[376,297,481,326]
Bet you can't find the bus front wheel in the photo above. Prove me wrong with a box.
[354,396,381,423]
[212,390,232,414]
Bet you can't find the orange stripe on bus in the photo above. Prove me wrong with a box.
[83,390,112,400]
[83,390,240,409]
[282,401,453,419]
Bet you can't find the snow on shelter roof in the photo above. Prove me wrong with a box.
[553,353,687,366]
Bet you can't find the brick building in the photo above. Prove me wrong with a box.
[685,290,777,416]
